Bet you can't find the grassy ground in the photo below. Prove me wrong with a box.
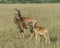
[0,3,60,48]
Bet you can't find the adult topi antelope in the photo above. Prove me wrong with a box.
[33,26,50,43]
[14,9,37,38]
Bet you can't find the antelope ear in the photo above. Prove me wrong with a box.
[14,8,20,12]
[14,13,18,15]
[14,8,18,11]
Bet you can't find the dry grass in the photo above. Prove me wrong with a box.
[0,3,60,48]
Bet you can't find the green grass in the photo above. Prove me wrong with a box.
[0,3,60,48]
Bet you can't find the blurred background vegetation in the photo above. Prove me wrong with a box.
[0,0,60,3]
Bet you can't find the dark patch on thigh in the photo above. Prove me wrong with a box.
[28,22,34,33]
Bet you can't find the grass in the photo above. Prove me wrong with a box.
[0,3,60,48]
